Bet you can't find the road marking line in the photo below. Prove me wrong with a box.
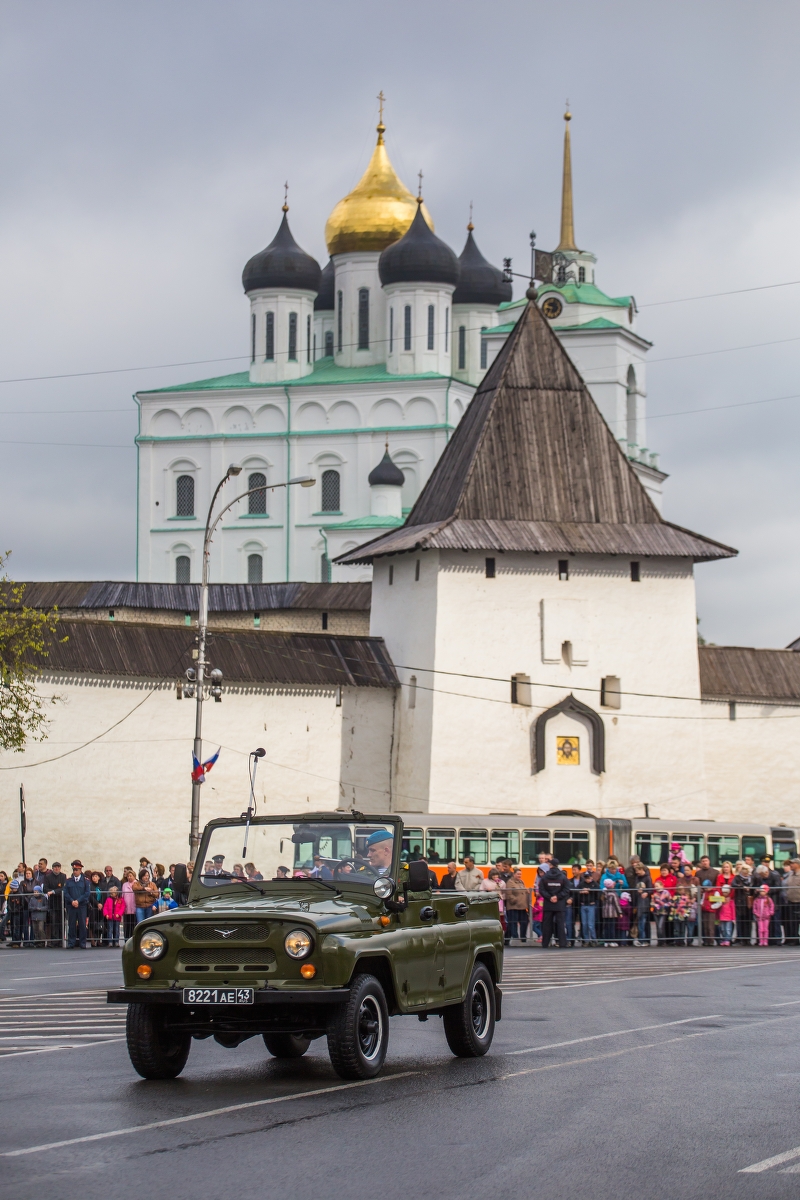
[0,1070,420,1155]
[740,1146,800,1173]
[6,971,121,982]
[505,957,791,992]
[0,1038,125,1061]
[504,1014,722,1056]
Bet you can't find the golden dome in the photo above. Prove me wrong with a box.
[325,122,433,256]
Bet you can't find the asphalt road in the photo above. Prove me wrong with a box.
[2,946,800,1194]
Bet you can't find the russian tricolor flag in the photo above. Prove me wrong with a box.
[192,748,220,784]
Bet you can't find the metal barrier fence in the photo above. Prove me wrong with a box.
[444,884,800,948]
[0,892,155,948]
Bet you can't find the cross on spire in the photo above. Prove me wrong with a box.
[468,200,474,232]
[417,168,423,201]
[377,90,385,123]
[282,181,289,213]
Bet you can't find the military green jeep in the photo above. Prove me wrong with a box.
[108,812,503,1081]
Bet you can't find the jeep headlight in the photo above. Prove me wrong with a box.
[284,929,313,959]
[373,876,395,900]
[139,929,167,960]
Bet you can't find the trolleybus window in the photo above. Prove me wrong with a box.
[400,829,424,862]
[634,832,669,866]
[707,835,740,867]
[459,829,488,865]
[773,840,797,868]
[670,834,704,864]
[742,835,767,861]
[491,830,520,864]
[553,830,590,865]
[522,830,551,865]
[426,829,455,864]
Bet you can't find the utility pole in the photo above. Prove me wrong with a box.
[187,469,316,858]
[19,784,26,864]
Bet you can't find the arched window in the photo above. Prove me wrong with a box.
[427,305,435,350]
[337,290,343,352]
[288,312,298,361]
[324,330,334,358]
[251,313,256,362]
[557,264,566,283]
[265,312,274,361]
[578,265,586,282]
[480,327,487,369]
[320,552,331,583]
[175,555,191,584]
[306,314,311,363]
[626,365,637,446]
[248,471,267,514]
[321,469,340,512]
[445,308,449,352]
[458,325,466,370]
[247,553,263,584]
[358,288,369,350]
[389,308,394,354]
[176,474,194,517]
[404,305,412,351]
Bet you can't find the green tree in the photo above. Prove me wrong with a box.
[0,555,61,752]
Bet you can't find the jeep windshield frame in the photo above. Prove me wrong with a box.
[190,813,403,901]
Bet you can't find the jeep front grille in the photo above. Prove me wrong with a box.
[182,923,269,942]
[177,948,276,966]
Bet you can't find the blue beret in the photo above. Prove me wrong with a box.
[366,829,393,847]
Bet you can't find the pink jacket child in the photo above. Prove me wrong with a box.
[752,886,775,946]
[102,895,125,921]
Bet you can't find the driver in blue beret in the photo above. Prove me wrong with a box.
[365,829,394,875]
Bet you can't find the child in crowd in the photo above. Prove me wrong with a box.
[28,885,48,947]
[651,880,672,945]
[717,884,736,945]
[600,878,621,946]
[103,886,125,947]
[752,884,775,947]
[671,885,694,946]
[531,893,543,943]
[617,892,632,945]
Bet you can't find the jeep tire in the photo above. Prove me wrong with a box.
[126,1003,191,1079]
[443,962,495,1057]
[263,1033,311,1058]
[327,973,389,1080]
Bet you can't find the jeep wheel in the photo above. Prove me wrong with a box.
[327,973,389,1080]
[263,1033,311,1058]
[442,963,495,1057]
[126,1003,191,1079]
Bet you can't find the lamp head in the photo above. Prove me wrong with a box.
[227,465,242,477]
[289,475,316,488]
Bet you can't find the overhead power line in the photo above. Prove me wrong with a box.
[639,279,800,308]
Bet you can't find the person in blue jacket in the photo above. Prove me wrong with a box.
[599,857,628,892]
[64,860,91,948]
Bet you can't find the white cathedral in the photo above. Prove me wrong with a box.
[135,109,663,586]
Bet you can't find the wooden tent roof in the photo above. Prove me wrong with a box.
[337,301,736,564]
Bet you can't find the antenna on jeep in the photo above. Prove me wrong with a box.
[242,747,266,858]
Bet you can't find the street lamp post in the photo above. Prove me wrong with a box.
[188,468,316,857]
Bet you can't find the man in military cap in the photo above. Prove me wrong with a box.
[365,829,394,875]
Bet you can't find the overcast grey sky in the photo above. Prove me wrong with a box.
[1,0,799,648]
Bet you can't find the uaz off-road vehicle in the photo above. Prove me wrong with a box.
[108,812,503,1080]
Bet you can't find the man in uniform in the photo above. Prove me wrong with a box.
[365,830,394,875]
[64,860,91,948]
[540,857,570,949]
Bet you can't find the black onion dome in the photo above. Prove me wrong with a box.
[314,258,335,311]
[452,229,512,306]
[242,211,321,294]
[368,449,405,487]
[378,202,459,287]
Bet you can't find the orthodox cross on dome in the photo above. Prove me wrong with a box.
[282,181,289,213]
[376,90,386,143]
[417,168,424,202]
[468,200,474,232]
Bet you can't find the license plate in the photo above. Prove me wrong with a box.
[182,987,254,1005]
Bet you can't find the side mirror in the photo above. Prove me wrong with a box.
[172,864,189,899]
[407,861,431,892]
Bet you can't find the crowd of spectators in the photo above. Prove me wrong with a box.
[0,857,190,948]
[422,848,800,949]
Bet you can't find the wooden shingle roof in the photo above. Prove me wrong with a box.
[699,646,800,704]
[337,301,736,564]
[7,581,371,613]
